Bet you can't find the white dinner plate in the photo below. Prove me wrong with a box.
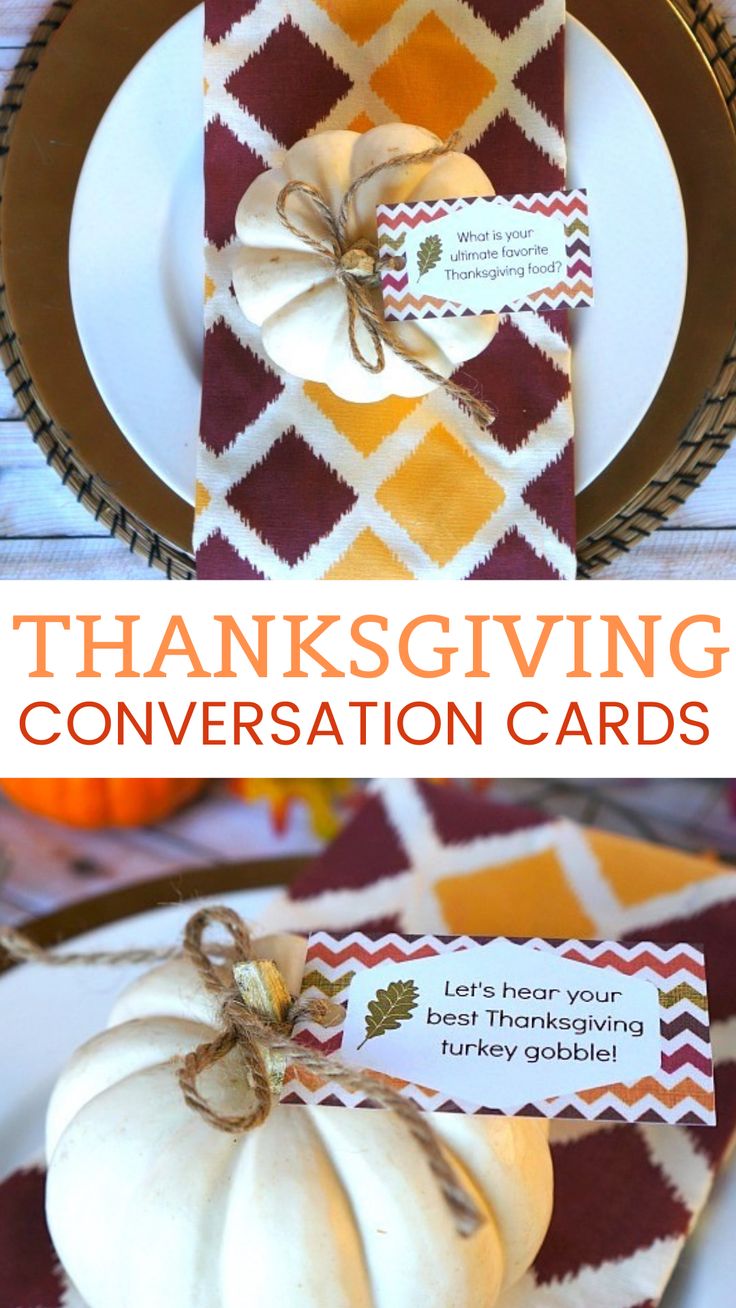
[0,888,732,1308]
[69,8,687,504]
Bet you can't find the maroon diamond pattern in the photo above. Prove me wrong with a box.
[535,1128,692,1282]
[196,530,265,579]
[467,527,562,579]
[344,914,404,934]
[205,0,257,44]
[470,110,565,193]
[226,19,353,146]
[460,320,570,452]
[523,440,575,547]
[226,429,357,564]
[624,898,736,1026]
[467,0,545,40]
[514,27,564,127]
[288,794,409,899]
[205,120,264,248]
[687,1062,736,1166]
[200,322,283,454]
[0,1167,64,1308]
[540,306,571,343]
[417,780,547,843]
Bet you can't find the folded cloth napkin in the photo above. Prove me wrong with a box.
[196,0,575,579]
[4,781,733,1306]
[257,779,736,1308]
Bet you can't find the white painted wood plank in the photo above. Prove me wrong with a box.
[0,512,734,582]
[0,383,22,423]
[599,529,736,580]
[0,895,33,925]
[0,45,20,93]
[0,536,165,578]
[0,786,319,921]
[0,786,228,920]
[0,420,41,466]
[0,464,112,535]
[156,788,323,863]
[0,801,198,902]
[0,1,45,47]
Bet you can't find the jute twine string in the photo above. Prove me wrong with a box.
[275,132,496,434]
[0,905,483,1238]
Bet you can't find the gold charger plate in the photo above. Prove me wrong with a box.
[1,0,735,575]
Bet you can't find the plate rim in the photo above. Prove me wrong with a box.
[68,3,204,506]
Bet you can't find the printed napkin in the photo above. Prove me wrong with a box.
[257,780,736,1308]
[196,0,575,580]
[1,780,735,1306]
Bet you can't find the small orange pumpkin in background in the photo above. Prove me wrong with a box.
[0,779,207,829]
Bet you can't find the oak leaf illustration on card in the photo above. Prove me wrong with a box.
[358,978,419,1049]
[416,233,442,278]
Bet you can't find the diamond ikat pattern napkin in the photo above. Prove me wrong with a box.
[258,780,736,1308]
[196,0,575,579]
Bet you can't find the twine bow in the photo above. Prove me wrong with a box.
[275,133,496,434]
[0,906,484,1238]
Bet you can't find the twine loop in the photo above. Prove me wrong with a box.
[0,906,484,1238]
[274,133,496,430]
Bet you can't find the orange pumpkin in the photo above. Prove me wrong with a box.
[0,779,207,828]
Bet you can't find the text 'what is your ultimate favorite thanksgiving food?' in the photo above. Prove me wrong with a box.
[232,123,498,403]
[45,927,553,1308]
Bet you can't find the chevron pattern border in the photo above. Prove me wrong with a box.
[283,931,714,1125]
[377,190,592,320]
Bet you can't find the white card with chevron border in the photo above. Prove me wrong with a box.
[377,190,592,319]
[285,933,715,1126]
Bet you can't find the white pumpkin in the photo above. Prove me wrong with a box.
[46,934,553,1308]
[233,124,498,402]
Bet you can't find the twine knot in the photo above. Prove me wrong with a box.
[274,134,496,432]
[0,906,484,1238]
[338,239,381,283]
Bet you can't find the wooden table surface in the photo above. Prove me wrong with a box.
[0,0,734,582]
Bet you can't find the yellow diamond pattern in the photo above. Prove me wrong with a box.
[371,13,497,138]
[195,480,212,516]
[377,422,504,565]
[325,529,414,579]
[314,0,406,45]
[304,382,423,456]
[588,831,721,908]
[436,849,596,939]
[348,111,376,133]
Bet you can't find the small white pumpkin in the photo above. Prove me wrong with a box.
[233,124,498,402]
[46,934,553,1308]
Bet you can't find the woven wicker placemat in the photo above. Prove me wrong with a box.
[0,0,734,579]
[0,0,195,580]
